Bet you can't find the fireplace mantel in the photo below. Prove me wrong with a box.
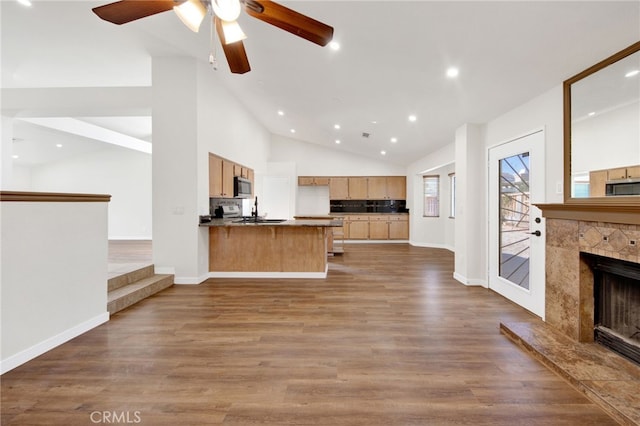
[536,203,640,225]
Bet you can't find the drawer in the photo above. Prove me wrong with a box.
[344,215,369,221]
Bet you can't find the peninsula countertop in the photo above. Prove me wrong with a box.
[199,218,343,227]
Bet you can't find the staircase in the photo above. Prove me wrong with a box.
[107,265,174,315]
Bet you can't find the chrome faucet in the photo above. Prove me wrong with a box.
[253,196,258,221]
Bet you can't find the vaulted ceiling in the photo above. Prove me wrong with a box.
[3,1,639,166]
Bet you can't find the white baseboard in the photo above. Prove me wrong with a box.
[0,312,109,375]
[108,237,152,241]
[453,272,487,287]
[174,274,210,285]
[409,241,455,252]
[344,240,409,244]
[153,266,175,275]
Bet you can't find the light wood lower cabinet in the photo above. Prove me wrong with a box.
[344,215,370,239]
[389,216,410,239]
[369,216,389,239]
[343,214,409,240]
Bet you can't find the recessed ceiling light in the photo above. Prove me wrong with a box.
[446,67,459,78]
[17,0,32,7]
[408,115,417,122]
[335,139,341,144]
[329,41,340,51]
[334,124,340,130]
[371,120,378,124]
[625,69,639,78]
[390,137,398,143]
[588,111,596,117]
[380,150,386,156]
[12,154,19,159]
[56,143,63,148]
[277,110,284,116]
[290,129,296,133]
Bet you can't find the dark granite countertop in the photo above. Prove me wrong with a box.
[199,218,343,227]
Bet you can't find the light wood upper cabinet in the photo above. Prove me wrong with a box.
[222,160,234,198]
[367,176,406,200]
[299,176,330,186]
[329,177,349,199]
[304,175,407,200]
[609,165,640,180]
[367,177,387,199]
[386,176,406,199]
[328,177,367,199]
[627,166,640,179]
[209,154,224,197]
[589,164,640,196]
[348,178,368,199]
[589,170,608,197]
[209,153,253,198]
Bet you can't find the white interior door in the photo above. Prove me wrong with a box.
[488,130,545,318]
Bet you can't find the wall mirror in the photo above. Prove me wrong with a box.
[564,41,640,202]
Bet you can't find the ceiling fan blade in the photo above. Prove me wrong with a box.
[92,0,177,25]
[216,18,251,74]
[243,0,333,47]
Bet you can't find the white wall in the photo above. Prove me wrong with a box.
[484,85,564,204]
[1,200,109,373]
[152,57,272,284]
[407,143,456,250]
[270,135,406,176]
[1,116,14,188]
[406,85,564,287]
[454,124,486,286]
[25,147,152,239]
[407,162,456,251]
[270,134,409,217]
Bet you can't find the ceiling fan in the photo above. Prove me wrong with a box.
[92,0,334,74]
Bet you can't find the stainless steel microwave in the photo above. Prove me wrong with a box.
[234,176,252,198]
[605,180,640,196]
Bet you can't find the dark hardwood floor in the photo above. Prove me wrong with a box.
[1,244,618,425]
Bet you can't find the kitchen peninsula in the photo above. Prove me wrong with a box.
[201,218,342,278]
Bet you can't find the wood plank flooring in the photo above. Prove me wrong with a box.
[1,244,618,425]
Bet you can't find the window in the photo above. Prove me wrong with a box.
[423,175,440,217]
[449,173,456,218]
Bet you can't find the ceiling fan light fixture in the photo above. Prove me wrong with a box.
[220,19,247,44]
[211,0,242,22]
[174,0,207,33]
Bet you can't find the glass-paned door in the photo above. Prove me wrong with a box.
[488,130,545,318]
[499,153,531,289]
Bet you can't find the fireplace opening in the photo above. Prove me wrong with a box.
[584,254,640,365]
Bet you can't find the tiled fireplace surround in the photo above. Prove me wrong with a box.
[546,219,640,342]
[502,215,640,425]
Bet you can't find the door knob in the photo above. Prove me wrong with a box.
[529,230,541,237]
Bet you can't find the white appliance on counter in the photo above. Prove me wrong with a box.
[221,205,242,218]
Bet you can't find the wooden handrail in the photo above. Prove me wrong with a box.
[0,191,111,202]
